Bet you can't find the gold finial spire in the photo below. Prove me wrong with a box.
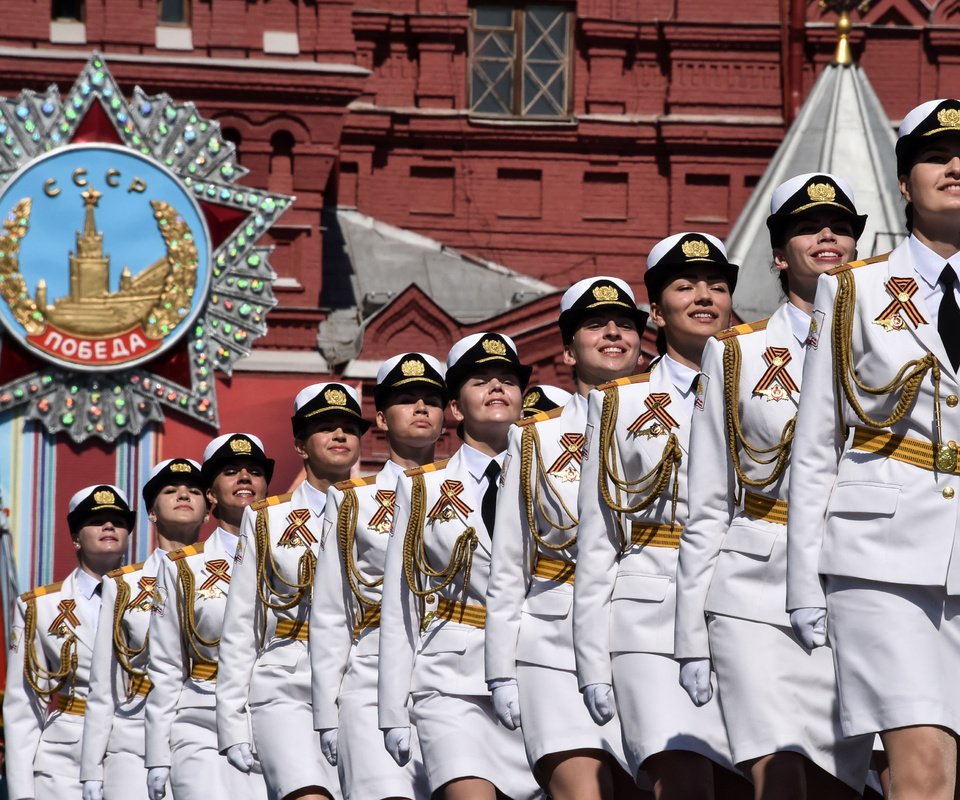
[819,0,870,66]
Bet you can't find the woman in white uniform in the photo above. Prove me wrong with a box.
[788,99,960,800]
[216,384,363,800]
[311,352,445,800]
[485,278,645,800]
[673,174,874,797]
[144,456,267,800]
[4,484,131,800]
[573,233,750,798]
[379,333,541,800]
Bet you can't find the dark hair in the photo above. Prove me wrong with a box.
[776,263,789,296]
[656,327,667,355]
[905,202,914,233]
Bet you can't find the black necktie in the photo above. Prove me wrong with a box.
[481,460,501,535]
[939,265,960,371]
[689,373,702,395]
[94,583,102,597]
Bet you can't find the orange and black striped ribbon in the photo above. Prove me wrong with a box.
[628,393,678,434]
[752,347,799,396]
[126,576,158,610]
[200,559,231,590]
[279,509,317,546]
[875,277,926,327]
[546,433,586,473]
[368,490,396,530]
[49,599,81,634]
[428,480,473,519]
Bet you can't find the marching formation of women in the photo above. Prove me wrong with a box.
[5,96,960,800]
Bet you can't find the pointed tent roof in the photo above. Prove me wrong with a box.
[726,62,904,322]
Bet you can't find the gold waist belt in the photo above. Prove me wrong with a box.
[852,427,959,474]
[190,662,218,682]
[353,605,381,638]
[435,598,486,629]
[275,617,309,641]
[55,694,86,715]
[743,492,789,526]
[630,522,683,549]
[533,555,575,585]
[129,674,152,697]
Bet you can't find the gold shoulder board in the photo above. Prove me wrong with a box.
[168,543,204,562]
[716,318,770,340]
[405,459,450,478]
[107,561,146,578]
[336,474,377,490]
[21,580,65,602]
[828,252,890,276]
[516,406,564,427]
[252,492,294,511]
[598,372,651,391]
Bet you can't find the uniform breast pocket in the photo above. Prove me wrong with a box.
[720,521,777,560]
[827,482,900,521]
[40,716,83,744]
[258,640,305,671]
[611,573,670,603]
[418,627,468,656]
[521,584,572,619]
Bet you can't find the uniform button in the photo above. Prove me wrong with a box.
[945,487,956,499]
[426,594,436,604]
[949,395,959,408]
[950,441,958,451]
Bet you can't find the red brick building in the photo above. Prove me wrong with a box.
[0,0,958,582]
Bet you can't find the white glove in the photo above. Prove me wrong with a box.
[147,767,170,800]
[384,726,412,766]
[225,742,254,774]
[790,607,828,650]
[82,780,104,800]
[678,658,713,706]
[582,682,615,725]
[488,678,522,730]
[319,728,339,766]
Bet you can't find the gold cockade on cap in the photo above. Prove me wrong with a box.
[592,285,619,302]
[401,359,426,377]
[482,338,507,356]
[937,108,960,130]
[807,182,837,203]
[94,489,116,505]
[681,239,710,259]
[523,390,541,408]
[230,437,252,454]
[170,462,191,472]
[325,388,347,406]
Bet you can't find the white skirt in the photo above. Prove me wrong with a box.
[250,659,341,799]
[708,614,872,789]
[338,652,427,800]
[411,690,542,799]
[170,706,267,800]
[826,576,960,737]
[516,663,630,775]
[611,651,735,780]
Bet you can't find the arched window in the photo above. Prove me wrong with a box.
[269,130,295,194]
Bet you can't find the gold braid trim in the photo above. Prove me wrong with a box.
[112,576,149,695]
[254,506,315,612]
[336,488,383,633]
[175,559,219,672]
[722,336,796,489]
[832,271,942,438]
[22,598,77,700]
[520,424,578,551]
[598,385,682,544]
[402,474,477,610]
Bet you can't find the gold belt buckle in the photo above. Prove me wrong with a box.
[936,443,958,473]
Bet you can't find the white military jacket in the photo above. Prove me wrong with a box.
[676,304,806,659]
[574,360,695,687]
[146,530,237,768]
[217,482,323,750]
[379,447,500,729]
[81,548,165,781]
[486,394,585,680]
[5,568,97,800]
[311,461,402,730]
[789,240,960,610]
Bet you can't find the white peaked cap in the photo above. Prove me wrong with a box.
[202,432,266,464]
[376,352,445,385]
[446,332,520,369]
[560,276,637,312]
[293,382,361,413]
[69,484,129,512]
[770,173,858,215]
[899,99,951,138]
[146,458,202,482]
[647,232,728,269]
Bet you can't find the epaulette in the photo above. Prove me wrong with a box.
[20,580,64,602]
[335,474,378,491]
[598,372,651,391]
[716,318,770,340]
[827,252,890,276]
[405,459,450,478]
[251,492,294,511]
[168,543,204,561]
[107,561,146,579]
[516,406,564,427]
